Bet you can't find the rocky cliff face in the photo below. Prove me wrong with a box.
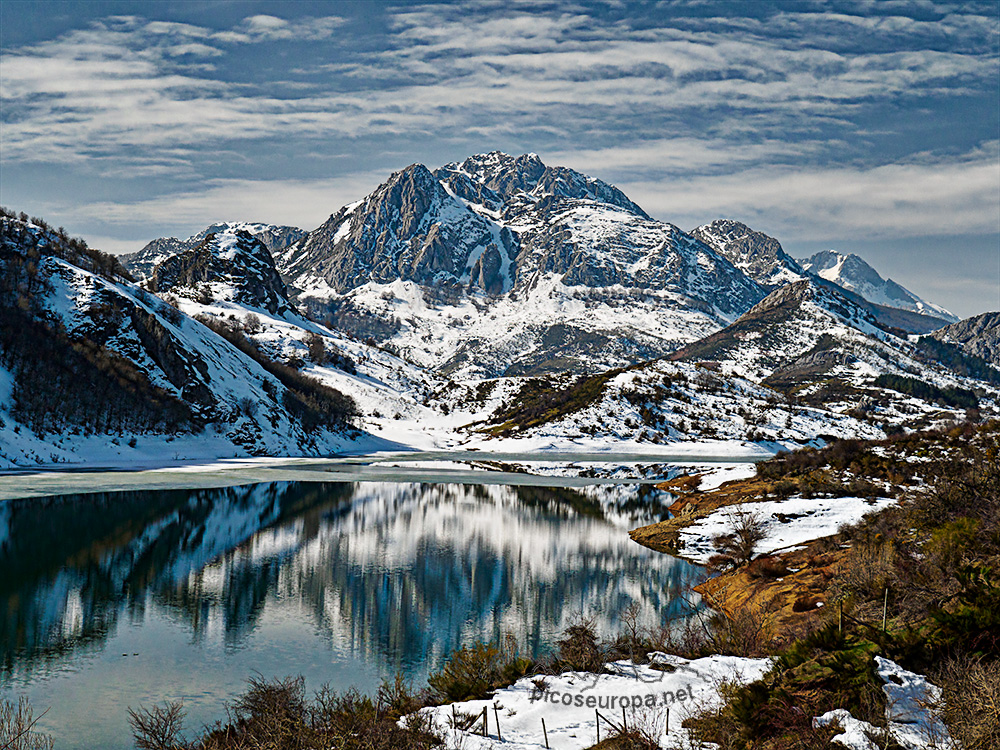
[149,229,292,315]
[277,163,511,295]
[123,222,305,280]
[690,219,807,290]
[931,312,1000,366]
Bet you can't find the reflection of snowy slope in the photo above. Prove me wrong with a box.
[269,482,701,667]
[0,481,702,681]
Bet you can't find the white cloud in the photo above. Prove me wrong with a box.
[57,172,389,246]
[620,143,1000,240]
[2,3,994,170]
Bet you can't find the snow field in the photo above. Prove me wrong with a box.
[418,655,772,750]
[675,495,897,564]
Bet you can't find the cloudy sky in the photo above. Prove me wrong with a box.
[1,0,997,317]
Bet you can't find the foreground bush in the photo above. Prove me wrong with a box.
[0,697,53,750]
[128,674,442,750]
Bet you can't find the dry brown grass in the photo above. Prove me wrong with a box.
[935,656,1000,750]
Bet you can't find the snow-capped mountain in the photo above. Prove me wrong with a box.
[148,228,292,315]
[434,151,649,217]
[690,219,807,290]
[276,152,766,378]
[123,222,306,280]
[931,311,1000,367]
[798,250,958,322]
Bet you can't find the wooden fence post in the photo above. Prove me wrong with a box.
[882,587,889,632]
[542,717,549,748]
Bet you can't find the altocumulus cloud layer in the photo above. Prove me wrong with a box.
[1,0,997,316]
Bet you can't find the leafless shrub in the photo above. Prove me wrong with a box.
[242,313,261,335]
[710,505,767,570]
[832,538,896,602]
[705,593,777,658]
[934,655,1000,750]
[236,396,258,418]
[0,697,53,750]
[557,615,605,672]
[127,701,186,750]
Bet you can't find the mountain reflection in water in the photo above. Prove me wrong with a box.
[0,480,705,749]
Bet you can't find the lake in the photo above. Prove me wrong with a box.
[0,478,706,749]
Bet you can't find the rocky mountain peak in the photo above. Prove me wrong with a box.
[744,277,877,329]
[149,228,291,315]
[435,151,648,217]
[123,221,306,280]
[931,311,1000,367]
[690,219,806,290]
[277,159,507,294]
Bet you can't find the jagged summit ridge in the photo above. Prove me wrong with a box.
[435,151,649,217]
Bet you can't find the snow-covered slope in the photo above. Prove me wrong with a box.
[0,212,375,468]
[456,356,887,452]
[799,250,958,322]
[670,279,995,423]
[691,219,807,290]
[276,152,765,378]
[123,221,306,280]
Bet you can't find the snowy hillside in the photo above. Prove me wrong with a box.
[453,357,887,453]
[799,250,958,322]
[670,279,996,424]
[0,211,374,468]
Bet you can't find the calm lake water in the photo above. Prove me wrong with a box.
[0,480,705,749]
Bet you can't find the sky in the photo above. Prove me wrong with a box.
[1,0,998,318]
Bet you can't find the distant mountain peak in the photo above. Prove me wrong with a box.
[798,250,958,322]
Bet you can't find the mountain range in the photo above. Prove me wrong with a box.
[1,153,996,467]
